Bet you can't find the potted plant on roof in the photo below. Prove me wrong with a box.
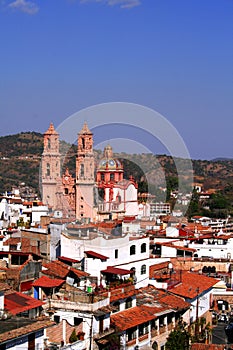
[77,331,85,340]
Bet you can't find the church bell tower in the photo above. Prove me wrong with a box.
[76,122,95,221]
[41,123,61,209]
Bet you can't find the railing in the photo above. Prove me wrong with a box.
[46,295,109,312]
[151,328,158,337]
[126,339,136,346]
[159,325,166,334]
[138,333,149,342]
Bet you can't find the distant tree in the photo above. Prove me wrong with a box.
[165,319,190,350]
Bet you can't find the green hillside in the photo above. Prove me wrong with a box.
[0,132,232,217]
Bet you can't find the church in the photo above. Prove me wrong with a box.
[41,122,139,221]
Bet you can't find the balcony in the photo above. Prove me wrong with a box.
[139,333,149,342]
[151,328,158,337]
[126,339,136,346]
[159,325,167,334]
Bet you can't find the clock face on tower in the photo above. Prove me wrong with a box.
[64,176,69,181]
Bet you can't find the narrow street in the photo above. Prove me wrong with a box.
[212,321,230,346]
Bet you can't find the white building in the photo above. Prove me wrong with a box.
[61,227,150,289]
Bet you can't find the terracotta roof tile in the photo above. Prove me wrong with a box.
[111,306,156,331]
[4,291,44,315]
[85,250,109,261]
[0,318,55,343]
[43,260,88,279]
[101,266,131,275]
[32,276,65,288]
[168,271,219,298]
[190,344,227,350]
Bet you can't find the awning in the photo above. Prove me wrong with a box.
[101,266,131,275]
[85,251,109,261]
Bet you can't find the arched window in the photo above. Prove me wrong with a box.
[130,245,136,255]
[141,264,146,275]
[141,243,146,253]
[65,188,69,195]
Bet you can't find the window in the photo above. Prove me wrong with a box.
[130,245,136,255]
[139,322,149,336]
[101,173,105,181]
[110,173,114,181]
[115,249,118,259]
[48,138,51,149]
[46,163,50,176]
[125,297,132,309]
[112,301,120,313]
[141,264,146,275]
[127,327,137,341]
[141,243,146,253]
[80,164,84,177]
[65,188,68,195]
[54,315,60,323]
[74,317,83,326]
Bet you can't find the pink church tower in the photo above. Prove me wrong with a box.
[41,123,61,209]
[75,122,95,221]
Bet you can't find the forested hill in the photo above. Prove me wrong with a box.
[0,132,232,215]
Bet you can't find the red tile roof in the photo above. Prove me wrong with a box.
[32,276,65,288]
[168,271,219,298]
[4,291,44,315]
[137,285,190,312]
[85,250,109,261]
[190,344,226,350]
[0,318,55,343]
[43,260,89,279]
[70,267,89,277]
[110,288,137,303]
[58,256,80,263]
[111,306,156,331]
[43,260,69,279]
[101,266,131,275]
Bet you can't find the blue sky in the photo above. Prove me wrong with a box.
[0,0,232,159]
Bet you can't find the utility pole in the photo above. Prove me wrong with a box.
[89,315,93,350]
[195,287,200,340]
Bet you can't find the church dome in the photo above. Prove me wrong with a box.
[97,145,123,171]
[98,158,122,171]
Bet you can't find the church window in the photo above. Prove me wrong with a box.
[65,188,68,195]
[110,173,114,181]
[141,243,146,253]
[48,138,51,149]
[46,163,50,176]
[130,245,136,255]
[101,173,105,181]
[82,137,85,149]
[80,164,84,177]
